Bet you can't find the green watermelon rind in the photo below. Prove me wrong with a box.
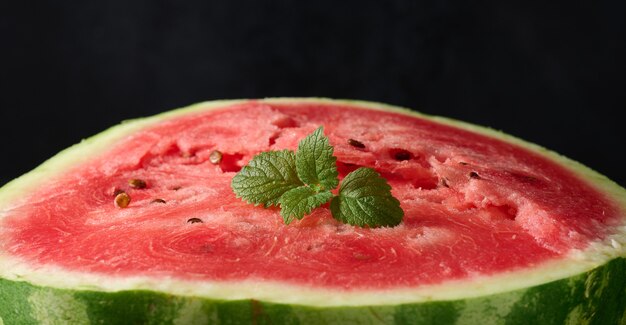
[1,98,625,324]
[0,257,625,324]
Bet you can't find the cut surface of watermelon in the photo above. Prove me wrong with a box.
[1,99,625,323]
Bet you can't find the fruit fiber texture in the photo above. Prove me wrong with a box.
[1,99,625,324]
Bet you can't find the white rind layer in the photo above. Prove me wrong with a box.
[0,98,625,307]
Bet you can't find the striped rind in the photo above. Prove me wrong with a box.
[1,258,624,324]
[1,98,626,323]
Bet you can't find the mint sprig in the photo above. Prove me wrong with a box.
[279,187,333,224]
[295,127,339,191]
[231,126,404,228]
[330,168,404,227]
[231,150,302,207]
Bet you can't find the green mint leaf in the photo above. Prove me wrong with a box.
[330,167,403,227]
[232,127,405,228]
[279,186,333,224]
[295,126,339,190]
[231,150,303,207]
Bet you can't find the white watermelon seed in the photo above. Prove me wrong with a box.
[209,150,223,164]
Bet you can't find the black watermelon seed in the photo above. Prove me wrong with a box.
[347,139,366,149]
[128,179,147,189]
[391,149,412,161]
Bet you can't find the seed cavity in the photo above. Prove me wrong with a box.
[128,179,147,189]
[271,116,299,128]
[440,178,450,188]
[209,150,223,164]
[151,198,166,204]
[171,186,182,191]
[348,138,366,149]
[218,153,244,172]
[114,192,131,208]
[389,148,413,161]
[459,162,469,166]
[269,132,280,146]
[187,218,203,224]
[113,188,125,196]
[469,171,481,179]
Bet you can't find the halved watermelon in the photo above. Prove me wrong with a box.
[1,99,625,324]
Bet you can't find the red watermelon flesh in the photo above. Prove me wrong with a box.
[0,100,621,290]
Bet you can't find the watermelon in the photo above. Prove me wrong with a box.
[1,98,625,324]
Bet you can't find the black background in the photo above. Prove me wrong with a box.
[1,1,625,187]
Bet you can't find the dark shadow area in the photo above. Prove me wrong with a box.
[1,1,624,186]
